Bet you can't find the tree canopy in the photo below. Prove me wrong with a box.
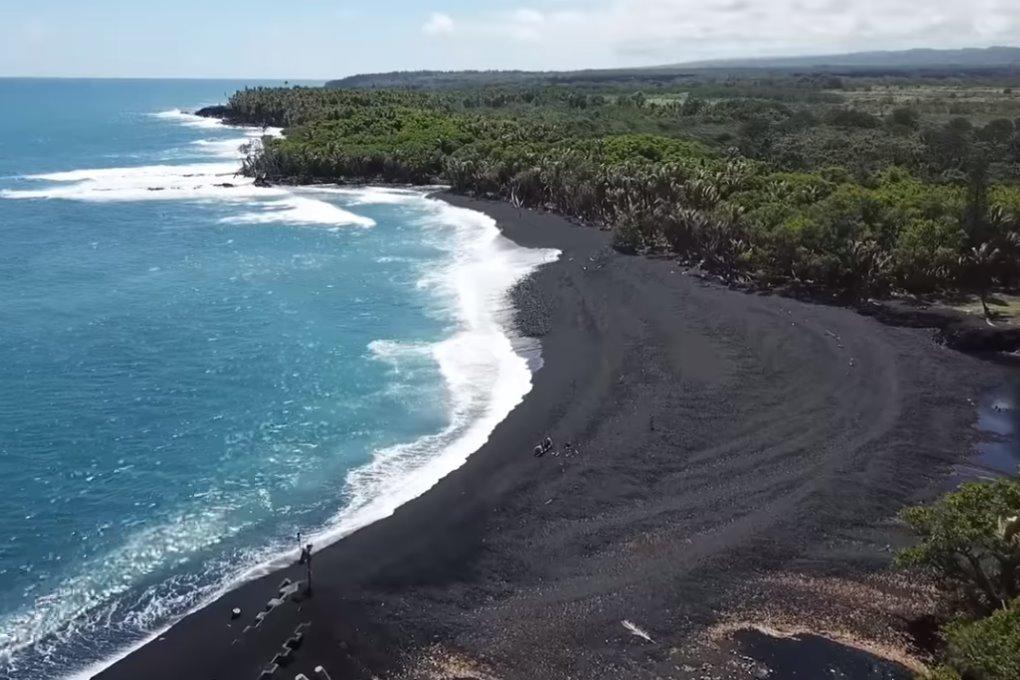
[223,73,1020,298]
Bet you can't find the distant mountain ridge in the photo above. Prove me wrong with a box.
[325,46,1020,89]
[671,46,1020,70]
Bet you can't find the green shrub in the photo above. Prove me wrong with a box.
[229,84,1020,297]
[944,604,1020,680]
[897,480,1020,617]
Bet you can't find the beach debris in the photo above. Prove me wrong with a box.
[258,663,279,680]
[263,624,310,672]
[280,580,302,601]
[824,329,845,349]
[250,585,305,631]
[294,675,311,680]
[314,666,334,680]
[231,606,242,620]
[622,619,655,643]
[273,647,295,667]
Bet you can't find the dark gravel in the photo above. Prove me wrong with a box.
[96,194,1010,680]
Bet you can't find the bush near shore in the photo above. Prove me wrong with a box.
[226,80,1020,299]
[898,480,1020,680]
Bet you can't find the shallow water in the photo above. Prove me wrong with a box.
[734,629,913,680]
[0,79,557,679]
[947,381,1019,486]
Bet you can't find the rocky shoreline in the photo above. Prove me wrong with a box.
[194,104,261,128]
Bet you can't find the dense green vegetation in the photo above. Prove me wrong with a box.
[227,69,1020,299]
[898,481,1020,679]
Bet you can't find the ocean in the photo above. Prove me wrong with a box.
[0,79,557,679]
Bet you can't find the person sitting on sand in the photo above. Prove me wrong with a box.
[543,436,553,452]
[533,444,544,457]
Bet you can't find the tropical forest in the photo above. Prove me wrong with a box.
[221,68,1020,304]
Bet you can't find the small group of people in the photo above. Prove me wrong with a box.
[532,436,578,458]
[533,436,554,457]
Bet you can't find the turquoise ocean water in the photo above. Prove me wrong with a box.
[0,79,555,679]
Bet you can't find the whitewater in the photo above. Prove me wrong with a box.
[0,82,557,680]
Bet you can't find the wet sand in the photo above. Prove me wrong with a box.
[96,195,1006,680]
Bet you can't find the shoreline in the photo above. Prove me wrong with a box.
[189,101,1020,357]
[95,194,1012,680]
[65,188,555,680]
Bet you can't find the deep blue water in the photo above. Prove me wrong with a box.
[0,79,554,678]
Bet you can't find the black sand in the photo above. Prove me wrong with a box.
[95,195,1009,680]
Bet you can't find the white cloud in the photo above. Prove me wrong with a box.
[422,12,455,36]
[428,0,1020,66]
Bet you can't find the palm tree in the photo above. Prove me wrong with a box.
[962,242,1001,323]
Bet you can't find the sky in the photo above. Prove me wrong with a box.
[1,0,1019,79]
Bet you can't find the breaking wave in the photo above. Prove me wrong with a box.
[325,194,559,539]
[0,105,557,680]
[1,110,362,229]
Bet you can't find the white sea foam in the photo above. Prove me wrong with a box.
[221,195,376,228]
[0,107,384,679]
[190,124,283,160]
[153,108,226,129]
[55,189,558,680]
[311,193,559,542]
[368,338,434,363]
[209,191,558,582]
[307,185,433,205]
[152,109,283,138]
[2,162,267,202]
[191,137,251,158]
[1,167,375,228]
[0,499,253,678]
[1,116,368,228]
[2,112,555,678]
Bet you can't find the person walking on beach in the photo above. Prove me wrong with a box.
[296,532,314,596]
[299,542,314,595]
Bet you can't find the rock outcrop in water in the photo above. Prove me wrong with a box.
[194,105,258,127]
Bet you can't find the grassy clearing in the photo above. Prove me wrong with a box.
[837,85,1020,122]
[946,293,1020,326]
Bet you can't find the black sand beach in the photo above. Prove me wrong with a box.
[96,195,1009,680]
